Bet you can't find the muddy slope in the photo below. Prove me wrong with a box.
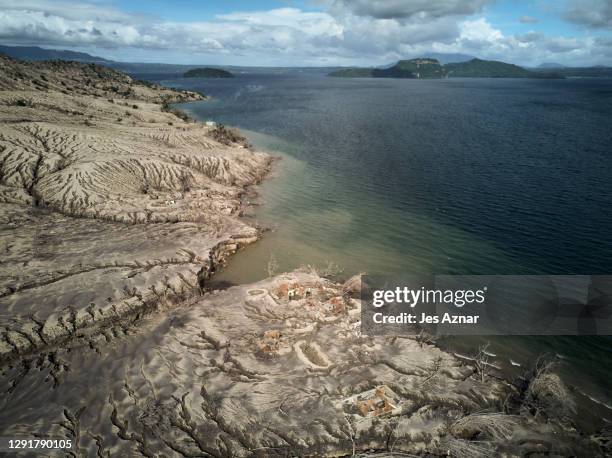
[0,271,606,456]
[0,55,270,360]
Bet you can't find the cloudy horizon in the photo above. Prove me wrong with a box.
[1,0,611,67]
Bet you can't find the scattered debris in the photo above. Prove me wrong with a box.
[257,329,282,356]
[342,385,400,418]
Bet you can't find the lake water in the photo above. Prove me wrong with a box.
[138,70,612,427]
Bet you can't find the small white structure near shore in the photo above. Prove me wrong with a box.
[205,121,216,127]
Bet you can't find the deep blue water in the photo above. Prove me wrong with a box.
[136,71,612,426]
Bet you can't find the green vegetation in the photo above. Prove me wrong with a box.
[329,57,564,79]
[374,59,446,78]
[161,103,193,122]
[330,59,446,79]
[328,68,374,78]
[207,124,251,148]
[134,78,160,88]
[183,67,234,78]
[445,58,532,78]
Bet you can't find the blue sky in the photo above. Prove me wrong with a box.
[1,0,611,66]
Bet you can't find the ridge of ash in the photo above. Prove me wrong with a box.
[0,56,271,362]
[0,271,607,457]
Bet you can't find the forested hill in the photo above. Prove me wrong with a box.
[329,58,561,79]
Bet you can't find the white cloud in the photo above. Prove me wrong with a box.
[460,18,503,43]
[0,0,610,66]
[0,2,464,63]
[436,18,610,66]
[0,0,134,22]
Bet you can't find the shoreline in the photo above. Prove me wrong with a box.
[0,55,272,363]
[0,58,609,455]
[177,101,612,435]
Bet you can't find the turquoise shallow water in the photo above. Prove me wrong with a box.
[210,129,522,284]
[136,70,612,427]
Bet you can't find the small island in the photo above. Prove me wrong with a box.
[329,58,562,79]
[184,67,234,78]
[329,58,445,79]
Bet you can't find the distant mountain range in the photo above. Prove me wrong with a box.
[538,63,566,69]
[533,66,612,78]
[0,46,335,75]
[0,45,110,63]
[329,58,559,79]
[1,44,611,78]
[446,58,537,78]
